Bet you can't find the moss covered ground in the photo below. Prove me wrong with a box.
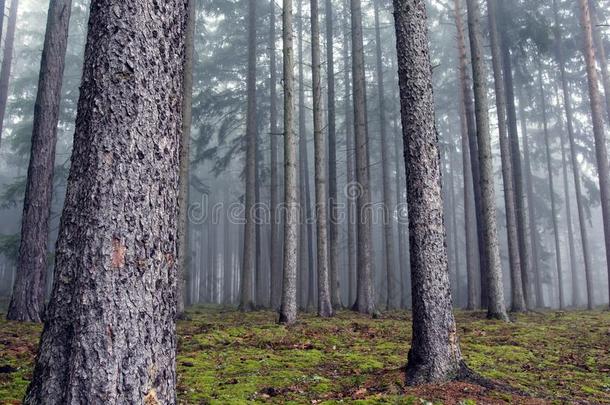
[1,308,609,404]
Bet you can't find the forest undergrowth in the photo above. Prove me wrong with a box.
[0,307,609,404]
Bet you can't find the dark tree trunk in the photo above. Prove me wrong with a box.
[553,0,595,309]
[589,0,610,124]
[465,0,509,321]
[393,0,464,384]
[0,0,19,148]
[350,0,375,315]
[23,2,187,403]
[325,0,341,310]
[7,0,72,323]
[486,0,526,313]
[279,0,298,325]
[578,0,610,309]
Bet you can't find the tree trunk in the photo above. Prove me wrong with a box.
[393,0,465,384]
[373,0,397,311]
[553,0,595,309]
[485,0,526,313]
[578,0,610,309]
[176,0,195,318]
[453,0,478,311]
[7,0,72,323]
[0,0,19,149]
[465,0,509,321]
[269,0,281,311]
[23,2,187,402]
[325,0,341,310]
[279,0,298,325]
[311,0,333,318]
[538,61,565,309]
[589,0,610,124]
[240,0,257,312]
[350,0,374,315]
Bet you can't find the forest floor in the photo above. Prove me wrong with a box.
[0,307,609,404]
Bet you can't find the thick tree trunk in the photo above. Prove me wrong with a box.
[269,0,281,311]
[350,0,374,315]
[465,0,509,321]
[393,0,464,384]
[311,0,333,318]
[23,2,187,403]
[7,0,72,323]
[373,0,397,311]
[553,0,595,309]
[453,0,478,311]
[279,0,298,325]
[0,0,19,149]
[325,0,341,310]
[578,0,610,309]
[240,0,257,312]
[486,0,526,313]
[589,0,610,124]
[176,0,196,318]
[538,62,565,309]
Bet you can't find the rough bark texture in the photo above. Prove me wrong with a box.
[7,0,72,323]
[578,0,610,309]
[176,0,196,318]
[393,0,464,384]
[325,0,341,310]
[374,0,398,311]
[453,0,478,311]
[486,0,526,313]
[241,0,257,312]
[311,0,333,318]
[0,0,18,148]
[279,0,298,325]
[350,0,374,315]
[23,2,187,403]
[465,0,509,321]
[553,0,595,309]
[269,0,282,311]
[538,62,564,309]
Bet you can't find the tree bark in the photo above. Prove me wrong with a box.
[578,0,610,309]
[279,0,298,325]
[589,0,610,124]
[350,0,374,315]
[240,0,257,312]
[311,0,333,318]
[325,0,341,310]
[465,0,509,321]
[23,2,187,402]
[393,0,464,384]
[0,0,19,149]
[553,0,595,309]
[7,0,72,323]
[486,0,526,313]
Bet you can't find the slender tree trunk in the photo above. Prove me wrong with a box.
[23,2,187,402]
[6,0,72,323]
[538,61,565,309]
[465,0,509,321]
[553,0,595,309]
[311,0,333,318]
[269,0,281,310]
[373,0,397,311]
[350,0,374,315]
[279,0,298,325]
[579,0,610,309]
[241,0,257,312]
[589,0,610,124]
[453,0,478,311]
[325,0,341,310]
[486,0,526,313]
[393,0,465,384]
[176,0,196,318]
[0,0,19,149]
[343,0,357,309]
